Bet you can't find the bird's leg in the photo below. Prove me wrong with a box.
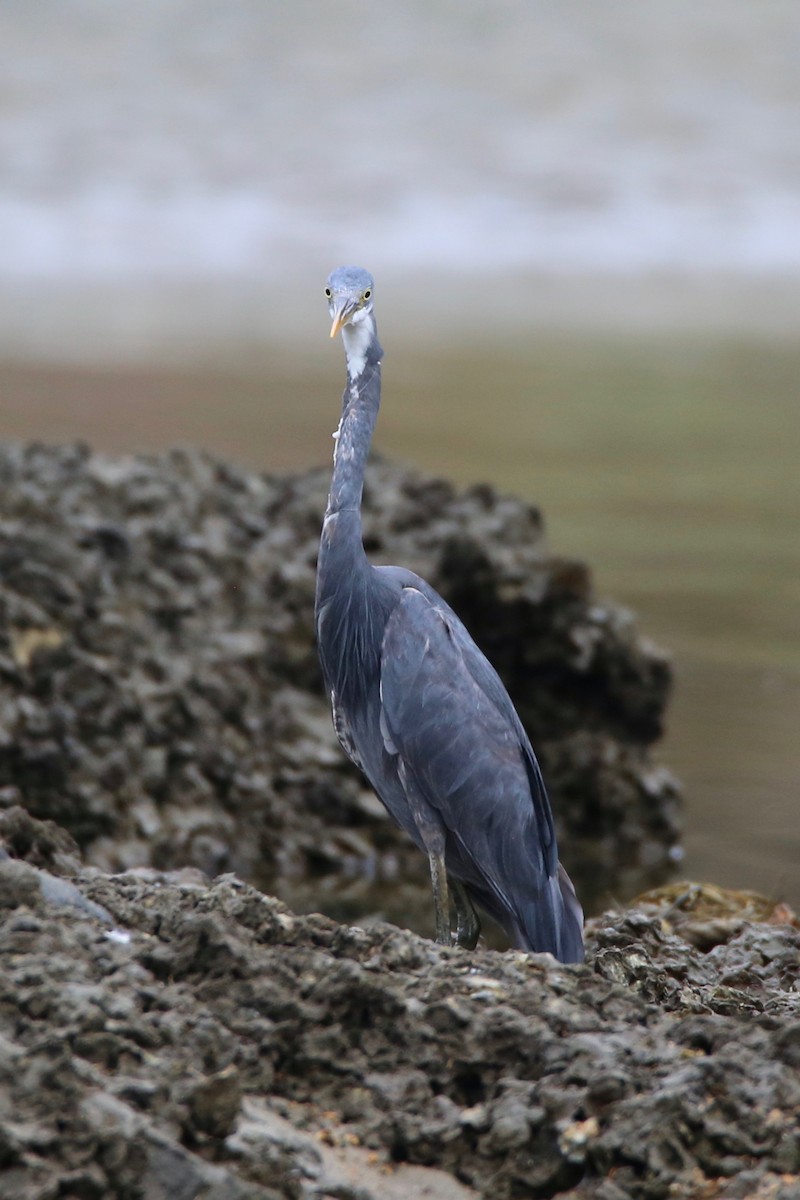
[449,877,481,950]
[427,850,452,945]
[399,766,453,946]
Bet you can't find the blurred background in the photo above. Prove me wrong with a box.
[1,2,798,905]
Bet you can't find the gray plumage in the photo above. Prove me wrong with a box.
[315,266,584,963]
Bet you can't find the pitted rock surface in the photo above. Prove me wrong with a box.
[0,443,681,921]
[0,809,797,1200]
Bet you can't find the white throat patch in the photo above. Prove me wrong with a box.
[341,309,375,380]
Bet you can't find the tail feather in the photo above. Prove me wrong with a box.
[511,862,585,964]
[553,862,585,963]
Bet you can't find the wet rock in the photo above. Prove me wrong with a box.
[1,442,680,920]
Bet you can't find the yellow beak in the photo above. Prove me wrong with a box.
[329,303,351,338]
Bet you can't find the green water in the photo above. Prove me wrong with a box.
[382,335,800,907]
[387,335,800,668]
[2,332,798,905]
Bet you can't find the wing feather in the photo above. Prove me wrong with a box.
[379,587,558,908]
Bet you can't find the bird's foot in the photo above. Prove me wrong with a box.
[452,914,480,951]
[450,878,481,950]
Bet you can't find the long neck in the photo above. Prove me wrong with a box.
[324,312,383,520]
[317,317,383,600]
[325,357,381,517]
[316,316,384,696]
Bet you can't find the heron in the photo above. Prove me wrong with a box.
[314,266,584,963]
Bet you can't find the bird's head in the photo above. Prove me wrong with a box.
[325,266,375,339]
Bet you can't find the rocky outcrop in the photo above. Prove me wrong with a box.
[0,807,797,1200]
[1,443,796,1199]
[0,442,681,923]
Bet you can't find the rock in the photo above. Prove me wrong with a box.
[186,1065,243,1140]
[0,443,681,922]
[0,821,797,1199]
[0,828,112,925]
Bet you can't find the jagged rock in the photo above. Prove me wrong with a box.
[0,812,797,1200]
[0,442,681,924]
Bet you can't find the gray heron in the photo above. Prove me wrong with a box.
[314,266,584,963]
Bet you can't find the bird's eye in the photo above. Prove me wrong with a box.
[362,289,371,301]
[324,287,332,298]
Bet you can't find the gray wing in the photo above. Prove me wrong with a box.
[330,689,365,773]
[379,586,558,916]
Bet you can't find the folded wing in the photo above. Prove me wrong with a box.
[379,585,578,956]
